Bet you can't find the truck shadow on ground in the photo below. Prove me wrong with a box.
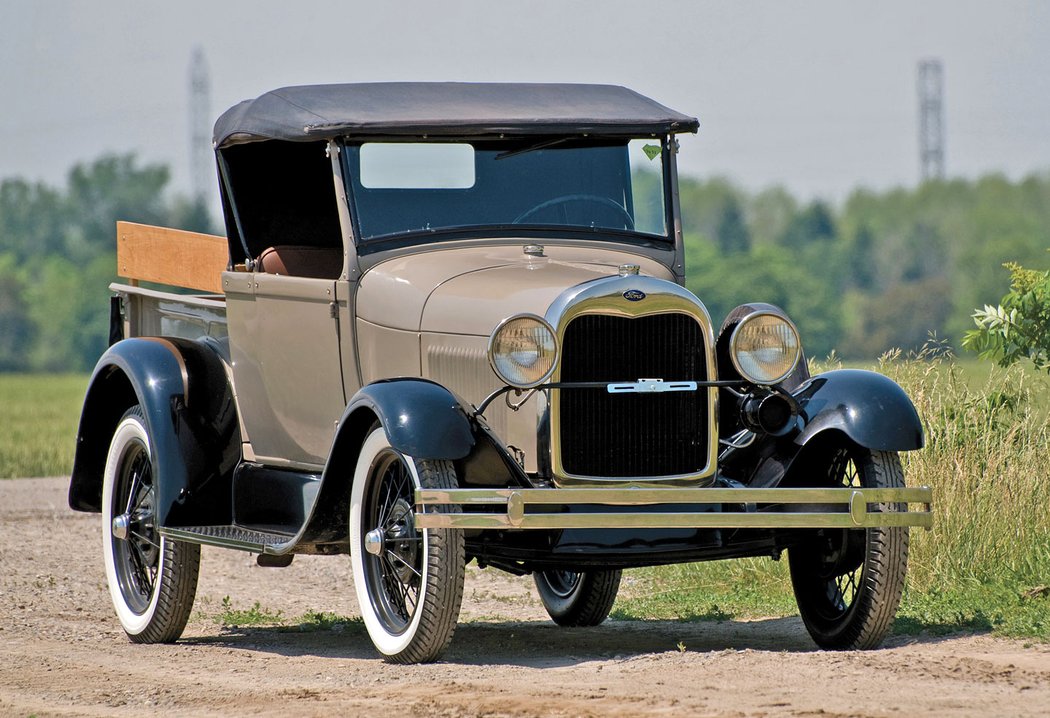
[182,616,973,668]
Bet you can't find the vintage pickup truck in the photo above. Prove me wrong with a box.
[69,82,931,663]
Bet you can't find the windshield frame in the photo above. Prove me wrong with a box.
[338,135,674,255]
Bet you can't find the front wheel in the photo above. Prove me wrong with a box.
[789,447,909,650]
[349,428,465,663]
[534,569,622,627]
[102,406,200,643]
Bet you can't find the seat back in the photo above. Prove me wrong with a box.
[257,245,343,279]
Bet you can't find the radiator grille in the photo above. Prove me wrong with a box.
[558,313,708,478]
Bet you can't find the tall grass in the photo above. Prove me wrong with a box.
[617,351,1050,638]
[0,374,87,478]
[880,350,1050,591]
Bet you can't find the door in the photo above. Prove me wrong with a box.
[224,271,346,469]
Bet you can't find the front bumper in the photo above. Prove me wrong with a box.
[414,486,933,530]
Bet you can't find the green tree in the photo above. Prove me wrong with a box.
[778,201,836,250]
[64,154,172,263]
[0,152,205,372]
[715,194,751,254]
[0,255,33,370]
[848,224,877,290]
[0,179,67,261]
[747,186,797,248]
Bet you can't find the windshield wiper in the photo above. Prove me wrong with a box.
[495,137,572,160]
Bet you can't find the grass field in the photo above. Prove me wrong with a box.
[0,374,87,478]
[2,357,1048,638]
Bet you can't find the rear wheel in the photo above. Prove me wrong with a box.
[788,447,909,649]
[102,406,200,643]
[349,428,465,663]
[534,569,622,626]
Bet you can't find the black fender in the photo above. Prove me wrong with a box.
[294,378,528,547]
[793,369,924,451]
[68,337,241,527]
[342,378,475,460]
[722,368,923,489]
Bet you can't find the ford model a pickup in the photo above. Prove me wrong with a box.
[69,83,931,663]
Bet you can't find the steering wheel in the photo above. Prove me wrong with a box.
[513,194,635,230]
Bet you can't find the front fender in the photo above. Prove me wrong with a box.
[341,378,476,460]
[294,379,482,546]
[68,337,240,526]
[794,369,924,451]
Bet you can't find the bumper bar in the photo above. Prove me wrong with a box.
[414,486,933,530]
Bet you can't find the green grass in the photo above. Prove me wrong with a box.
[216,597,362,633]
[616,351,1050,640]
[218,596,285,627]
[0,374,87,478]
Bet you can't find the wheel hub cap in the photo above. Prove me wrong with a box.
[112,513,131,540]
[364,528,384,556]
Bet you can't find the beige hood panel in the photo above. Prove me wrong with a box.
[357,244,673,333]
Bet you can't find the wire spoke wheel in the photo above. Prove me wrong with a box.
[112,444,159,613]
[102,406,199,643]
[362,451,424,633]
[789,446,909,650]
[350,428,464,663]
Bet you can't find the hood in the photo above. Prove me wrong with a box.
[356,243,674,334]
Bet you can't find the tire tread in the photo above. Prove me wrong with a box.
[535,569,622,627]
[385,458,464,664]
[790,449,909,650]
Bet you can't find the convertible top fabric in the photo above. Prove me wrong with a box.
[213,83,699,148]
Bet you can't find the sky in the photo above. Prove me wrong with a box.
[2,1,1049,207]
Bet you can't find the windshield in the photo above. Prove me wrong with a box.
[343,138,668,247]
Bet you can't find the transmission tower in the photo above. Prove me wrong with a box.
[918,59,945,181]
[189,47,212,202]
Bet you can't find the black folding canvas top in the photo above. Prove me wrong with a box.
[213,82,699,148]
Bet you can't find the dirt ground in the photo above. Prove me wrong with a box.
[1,477,1047,718]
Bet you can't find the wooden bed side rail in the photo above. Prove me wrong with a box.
[116,221,229,294]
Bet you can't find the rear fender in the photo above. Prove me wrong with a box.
[68,337,240,526]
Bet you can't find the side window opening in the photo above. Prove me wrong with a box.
[218,141,343,276]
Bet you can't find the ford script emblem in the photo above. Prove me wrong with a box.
[623,289,646,302]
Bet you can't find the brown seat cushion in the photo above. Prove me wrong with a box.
[257,245,343,279]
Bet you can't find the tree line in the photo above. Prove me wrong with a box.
[679,174,1050,359]
[0,154,212,372]
[1,152,1047,371]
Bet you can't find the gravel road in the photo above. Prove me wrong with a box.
[1,477,1047,717]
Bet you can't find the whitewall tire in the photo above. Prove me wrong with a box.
[101,406,199,642]
[349,428,464,663]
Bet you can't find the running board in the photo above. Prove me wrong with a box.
[160,525,295,554]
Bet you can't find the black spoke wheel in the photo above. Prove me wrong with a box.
[102,406,199,643]
[788,447,909,650]
[534,568,622,627]
[350,428,464,663]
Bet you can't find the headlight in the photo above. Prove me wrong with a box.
[488,314,558,388]
[729,312,801,385]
